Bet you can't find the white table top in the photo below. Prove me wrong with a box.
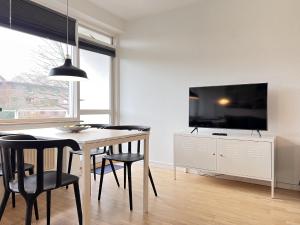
[10,128,148,144]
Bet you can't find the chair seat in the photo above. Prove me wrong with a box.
[70,147,105,156]
[0,163,33,176]
[103,153,144,163]
[9,171,79,193]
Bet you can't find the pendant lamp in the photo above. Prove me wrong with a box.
[49,0,87,81]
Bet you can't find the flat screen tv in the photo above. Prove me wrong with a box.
[189,83,268,130]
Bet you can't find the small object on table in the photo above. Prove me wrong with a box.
[57,125,91,133]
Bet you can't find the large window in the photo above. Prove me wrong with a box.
[79,27,114,124]
[80,50,110,110]
[0,6,116,125]
[0,26,72,120]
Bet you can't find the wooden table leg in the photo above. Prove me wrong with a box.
[143,135,149,213]
[82,145,91,225]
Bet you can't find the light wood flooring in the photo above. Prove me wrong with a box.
[1,165,300,225]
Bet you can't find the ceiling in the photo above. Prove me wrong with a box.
[87,0,201,21]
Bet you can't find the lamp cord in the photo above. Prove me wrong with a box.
[9,0,11,29]
[66,0,69,57]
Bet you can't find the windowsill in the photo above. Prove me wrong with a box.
[0,118,80,131]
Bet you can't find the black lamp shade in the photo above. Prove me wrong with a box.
[49,58,87,81]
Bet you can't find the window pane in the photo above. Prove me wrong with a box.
[78,26,112,45]
[0,26,71,120]
[80,49,111,110]
[80,114,110,124]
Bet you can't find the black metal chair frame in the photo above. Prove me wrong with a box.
[0,135,83,225]
[67,124,120,187]
[0,164,37,214]
[98,125,157,210]
[67,146,120,185]
[0,134,37,218]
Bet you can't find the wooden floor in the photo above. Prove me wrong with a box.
[2,165,300,225]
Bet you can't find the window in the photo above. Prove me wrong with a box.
[79,27,114,125]
[0,26,73,120]
[0,1,117,127]
[80,50,110,110]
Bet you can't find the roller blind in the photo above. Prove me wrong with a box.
[0,0,9,27]
[79,38,116,57]
[0,0,76,45]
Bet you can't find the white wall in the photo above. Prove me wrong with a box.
[119,0,300,188]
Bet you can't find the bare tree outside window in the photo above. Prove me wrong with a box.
[0,27,70,119]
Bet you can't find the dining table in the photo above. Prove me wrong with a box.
[10,127,150,225]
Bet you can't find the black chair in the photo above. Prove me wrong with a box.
[98,125,157,211]
[0,163,34,208]
[0,135,83,225]
[0,134,38,220]
[67,124,120,187]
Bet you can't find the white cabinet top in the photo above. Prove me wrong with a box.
[174,132,275,143]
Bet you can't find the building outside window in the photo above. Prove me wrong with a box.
[0,26,72,120]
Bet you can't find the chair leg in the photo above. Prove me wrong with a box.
[109,160,120,187]
[92,155,96,181]
[12,192,15,208]
[98,158,106,200]
[28,168,39,220]
[66,152,73,189]
[124,162,126,189]
[25,198,35,225]
[28,168,34,175]
[34,200,39,220]
[73,182,83,225]
[127,163,133,211]
[149,168,158,196]
[0,191,10,221]
[46,191,51,225]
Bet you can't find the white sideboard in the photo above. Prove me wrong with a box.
[174,132,275,197]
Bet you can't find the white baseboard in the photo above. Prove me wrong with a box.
[276,182,300,191]
[149,161,300,192]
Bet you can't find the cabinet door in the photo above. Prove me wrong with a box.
[174,135,217,171]
[217,139,272,180]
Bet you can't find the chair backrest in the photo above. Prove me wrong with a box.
[0,134,16,175]
[104,125,150,132]
[0,133,17,137]
[103,125,150,154]
[0,135,80,197]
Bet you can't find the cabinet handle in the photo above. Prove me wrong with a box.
[219,154,224,157]
[212,153,216,156]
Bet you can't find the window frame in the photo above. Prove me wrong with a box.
[0,21,117,129]
[0,28,78,125]
[77,24,116,125]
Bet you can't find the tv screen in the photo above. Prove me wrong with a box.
[189,83,268,130]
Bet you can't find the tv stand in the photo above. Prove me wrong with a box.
[174,132,276,198]
[190,127,198,134]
